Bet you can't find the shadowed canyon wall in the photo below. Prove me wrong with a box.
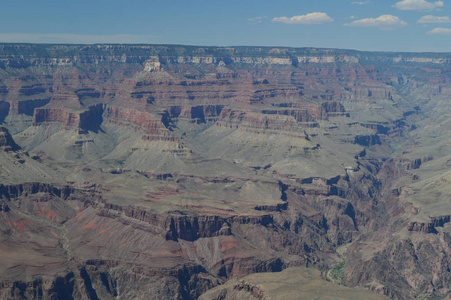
[0,44,450,299]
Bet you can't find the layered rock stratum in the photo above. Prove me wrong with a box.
[0,44,450,299]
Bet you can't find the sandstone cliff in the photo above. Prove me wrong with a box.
[0,44,450,299]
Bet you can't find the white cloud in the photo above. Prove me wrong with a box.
[427,27,451,33]
[393,0,444,11]
[272,12,334,24]
[349,16,359,19]
[248,17,266,24]
[345,15,407,30]
[351,1,371,5]
[418,15,451,23]
[0,33,157,44]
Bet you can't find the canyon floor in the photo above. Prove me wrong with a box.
[0,44,450,299]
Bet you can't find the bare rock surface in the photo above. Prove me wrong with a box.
[199,267,389,300]
[0,44,450,299]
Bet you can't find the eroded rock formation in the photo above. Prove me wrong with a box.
[0,44,450,299]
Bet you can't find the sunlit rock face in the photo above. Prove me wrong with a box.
[0,43,450,299]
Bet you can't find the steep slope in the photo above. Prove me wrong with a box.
[0,44,450,299]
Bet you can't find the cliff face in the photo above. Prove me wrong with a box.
[0,44,450,299]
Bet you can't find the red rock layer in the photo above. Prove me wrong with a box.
[104,106,177,142]
[215,108,308,137]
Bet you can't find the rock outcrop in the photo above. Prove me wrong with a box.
[0,127,20,151]
[0,43,450,300]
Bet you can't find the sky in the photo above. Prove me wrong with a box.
[0,0,450,52]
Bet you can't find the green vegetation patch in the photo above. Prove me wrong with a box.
[328,261,346,285]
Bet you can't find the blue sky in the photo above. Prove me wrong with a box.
[0,0,450,52]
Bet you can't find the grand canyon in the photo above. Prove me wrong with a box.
[0,43,450,299]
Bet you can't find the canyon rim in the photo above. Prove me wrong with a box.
[0,43,449,299]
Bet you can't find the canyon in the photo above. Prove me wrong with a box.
[0,43,450,299]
